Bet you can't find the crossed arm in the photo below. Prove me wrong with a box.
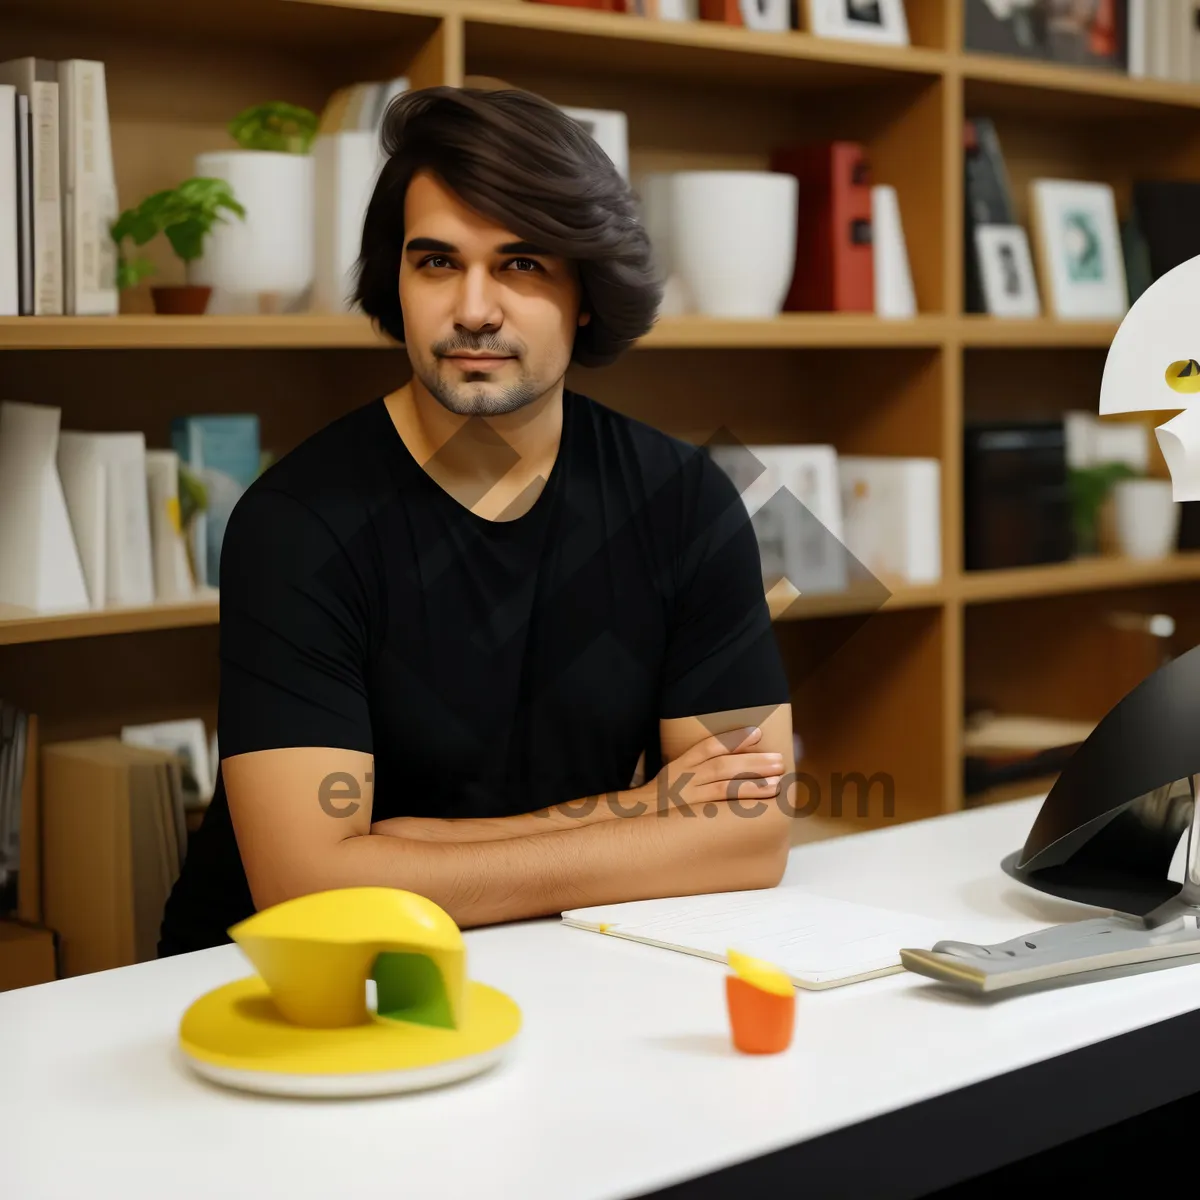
[224,703,795,929]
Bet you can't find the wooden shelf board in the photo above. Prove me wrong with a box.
[0,597,220,646]
[961,52,1200,115]
[0,315,396,350]
[644,314,948,349]
[0,583,949,646]
[6,0,440,52]
[958,554,1200,605]
[455,0,947,85]
[957,316,1119,349]
[0,314,953,351]
[0,315,1148,352]
[769,581,946,620]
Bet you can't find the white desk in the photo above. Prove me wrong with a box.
[6,796,1200,1200]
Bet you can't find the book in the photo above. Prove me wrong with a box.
[963,118,1015,314]
[41,738,186,974]
[0,85,16,315]
[144,449,195,602]
[14,92,32,315]
[871,184,916,318]
[170,415,261,588]
[57,59,119,316]
[0,59,63,315]
[769,140,874,313]
[561,888,951,989]
[0,401,90,614]
[57,431,155,608]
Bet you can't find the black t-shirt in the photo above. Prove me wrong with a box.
[158,389,790,954]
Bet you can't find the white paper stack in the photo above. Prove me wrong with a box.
[0,401,89,614]
[709,444,847,595]
[837,456,941,585]
[562,888,951,990]
[57,431,155,608]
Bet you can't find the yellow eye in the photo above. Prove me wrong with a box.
[1165,360,1200,393]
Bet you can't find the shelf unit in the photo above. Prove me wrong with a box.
[3,0,1199,833]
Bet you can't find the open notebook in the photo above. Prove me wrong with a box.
[561,888,949,990]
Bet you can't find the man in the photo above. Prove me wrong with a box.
[157,85,796,956]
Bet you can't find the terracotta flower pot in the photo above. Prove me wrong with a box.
[151,284,212,315]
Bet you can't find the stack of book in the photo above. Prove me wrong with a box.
[0,400,261,616]
[0,57,118,317]
[41,738,189,976]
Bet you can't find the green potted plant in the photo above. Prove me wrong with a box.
[1068,461,1139,557]
[227,102,319,154]
[110,177,246,314]
[189,100,320,314]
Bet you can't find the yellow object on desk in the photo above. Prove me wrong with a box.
[178,887,521,1097]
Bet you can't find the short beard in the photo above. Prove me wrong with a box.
[420,365,543,417]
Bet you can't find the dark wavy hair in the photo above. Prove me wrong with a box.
[352,85,662,368]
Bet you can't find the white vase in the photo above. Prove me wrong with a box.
[1113,478,1180,559]
[189,150,315,314]
[667,171,798,318]
[635,171,691,318]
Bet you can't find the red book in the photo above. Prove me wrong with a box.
[769,140,874,313]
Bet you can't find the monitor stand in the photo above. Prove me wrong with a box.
[900,775,1200,994]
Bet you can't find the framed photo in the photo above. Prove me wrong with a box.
[964,0,1125,71]
[804,0,909,45]
[1030,179,1128,319]
[559,106,629,182]
[975,224,1041,317]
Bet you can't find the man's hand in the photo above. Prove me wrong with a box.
[635,724,784,813]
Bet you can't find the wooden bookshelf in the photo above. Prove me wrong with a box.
[3,0,1198,829]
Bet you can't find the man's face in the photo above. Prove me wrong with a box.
[398,169,590,417]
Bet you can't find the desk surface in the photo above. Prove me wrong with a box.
[7,797,1200,1200]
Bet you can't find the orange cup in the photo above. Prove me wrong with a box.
[725,974,795,1054]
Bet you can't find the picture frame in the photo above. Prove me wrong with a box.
[559,106,630,182]
[975,223,1041,318]
[1029,179,1128,319]
[804,0,909,45]
[963,0,1125,71]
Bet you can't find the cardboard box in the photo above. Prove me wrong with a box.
[0,920,57,991]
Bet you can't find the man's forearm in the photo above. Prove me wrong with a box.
[369,787,641,844]
[322,798,789,928]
